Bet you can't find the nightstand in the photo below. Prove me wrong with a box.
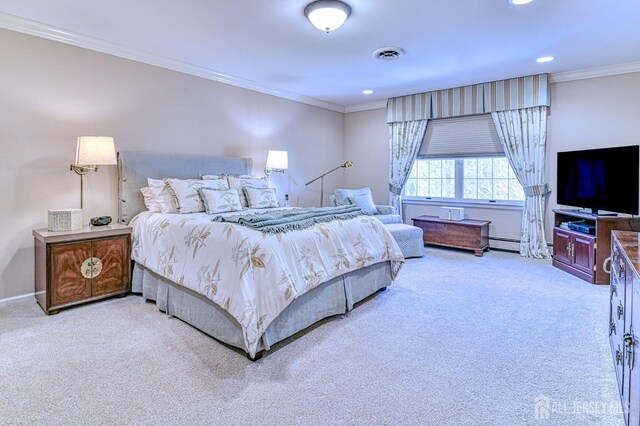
[33,224,132,315]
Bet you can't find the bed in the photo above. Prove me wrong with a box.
[118,151,404,359]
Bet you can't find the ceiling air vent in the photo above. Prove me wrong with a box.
[372,47,405,61]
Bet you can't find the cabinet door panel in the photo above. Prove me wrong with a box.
[572,234,595,274]
[628,273,640,424]
[50,242,92,306]
[92,236,129,296]
[553,229,571,265]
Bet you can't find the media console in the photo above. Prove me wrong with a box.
[552,209,640,284]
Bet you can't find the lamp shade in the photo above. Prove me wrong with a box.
[75,136,117,165]
[304,0,351,33]
[266,150,288,171]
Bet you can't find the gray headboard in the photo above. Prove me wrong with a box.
[117,151,253,224]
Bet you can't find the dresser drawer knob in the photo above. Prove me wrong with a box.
[618,303,624,320]
[625,333,635,369]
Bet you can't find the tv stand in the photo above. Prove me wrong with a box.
[552,209,640,284]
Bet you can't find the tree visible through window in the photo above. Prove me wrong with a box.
[404,156,524,202]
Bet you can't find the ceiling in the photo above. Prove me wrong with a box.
[1,0,640,109]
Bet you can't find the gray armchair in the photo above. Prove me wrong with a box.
[329,190,401,225]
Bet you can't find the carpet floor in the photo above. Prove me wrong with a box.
[0,247,623,425]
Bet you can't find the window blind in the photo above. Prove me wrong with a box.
[418,113,503,158]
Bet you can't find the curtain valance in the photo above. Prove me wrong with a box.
[386,74,549,123]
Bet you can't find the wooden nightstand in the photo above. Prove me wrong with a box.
[33,224,132,315]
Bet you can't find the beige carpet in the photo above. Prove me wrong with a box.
[0,247,623,425]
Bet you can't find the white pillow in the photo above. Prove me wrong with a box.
[199,188,243,214]
[163,178,209,214]
[227,176,269,207]
[335,187,373,206]
[147,178,178,214]
[201,175,230,190]
[348,194,378,215]
[140,187,161,213]
[244,186,279,209]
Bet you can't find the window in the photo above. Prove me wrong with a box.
[403,114,524,204]
[404,157,525,203]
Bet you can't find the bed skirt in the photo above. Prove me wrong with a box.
[132,261,393,358]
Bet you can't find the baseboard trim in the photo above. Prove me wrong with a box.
[0,291,43,304]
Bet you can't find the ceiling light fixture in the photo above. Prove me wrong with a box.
[362,90,373,95]
[536,56,554,63]
[304,0,352,33]
[509,0,534,5]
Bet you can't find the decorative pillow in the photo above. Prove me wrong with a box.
[348,194,378,215]
[147,178,178,213]
[140,187,161,213]
[335,187,373,207]
[163,178,208,214]
[201,175,230,190]
[244,186,279,209]
[199,188,243,214]
[227,176,269,207]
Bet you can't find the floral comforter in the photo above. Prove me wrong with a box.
[130,208,404,357]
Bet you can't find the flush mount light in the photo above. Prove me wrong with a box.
[304,0,352,33]
[362,90,374,95]
[536,56,554,63]
[509,0,534,4]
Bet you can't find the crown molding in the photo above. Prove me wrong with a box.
[3,12,640,115]
[344,100,387,113]
[549,60,640,83]
[0,12,345,113]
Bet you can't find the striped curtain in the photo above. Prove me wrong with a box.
[484,74,550,113]
[386,74,549,122]
[431,84,484,119]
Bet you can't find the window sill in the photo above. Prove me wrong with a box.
[403,198,524,211]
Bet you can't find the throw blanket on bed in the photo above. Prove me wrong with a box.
[130,209,404,358]
[210,205,366,234]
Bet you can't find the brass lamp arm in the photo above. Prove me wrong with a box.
[305,161,353,207]
[70,164,99,175]
[305,161,353,186]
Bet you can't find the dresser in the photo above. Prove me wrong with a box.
[34,225,132,315]
[609,231,640,425]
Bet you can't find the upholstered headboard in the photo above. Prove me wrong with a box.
[117,151,253,224]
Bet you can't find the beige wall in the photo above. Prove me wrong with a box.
[344,72,640,250]
[0,29,346,300]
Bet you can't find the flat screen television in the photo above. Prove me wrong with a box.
[557,145,639,215]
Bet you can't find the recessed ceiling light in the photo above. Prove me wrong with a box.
[362,90,374,95]
[536,56,554,63]
[509,0,533,5]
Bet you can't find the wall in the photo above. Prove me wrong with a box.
[0,29,345,300]
[344,72,640,250]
